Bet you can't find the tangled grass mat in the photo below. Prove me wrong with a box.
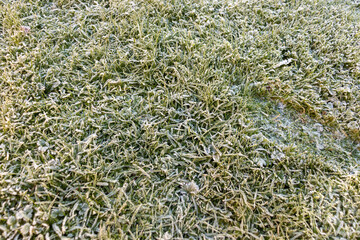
[0,0,359,239]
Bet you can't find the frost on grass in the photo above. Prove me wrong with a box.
[183,181,200,195]
[0,0,360,239]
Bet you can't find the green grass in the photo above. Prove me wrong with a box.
[0,0,359,239]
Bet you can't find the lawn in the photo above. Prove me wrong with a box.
[0,0,360,239]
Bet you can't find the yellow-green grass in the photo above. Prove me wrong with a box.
[0,0,359,239]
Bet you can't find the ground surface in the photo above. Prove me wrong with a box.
[0,0,360,239]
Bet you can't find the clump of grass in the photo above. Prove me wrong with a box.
[247,1,360,140]
[0,0,359,239]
